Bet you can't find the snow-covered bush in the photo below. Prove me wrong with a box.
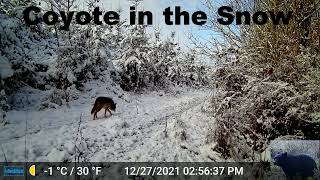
[0,90,10,112]
[49,45,90,89]
[114,27,175,91]
[169,62,209,88]
[114,27,207,92]
[0,7,55,114]
[0,89,9,125]
[38,85,80,110]
[193,0,320,161]
[0,2,118,111]
[209,52,320,161]
[47,20,117,94]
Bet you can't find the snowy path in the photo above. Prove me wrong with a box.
[0,85,220,162]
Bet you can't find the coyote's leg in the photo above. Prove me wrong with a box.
[108,109,112,116]
[93,112,97,120]
[104,108,107,117]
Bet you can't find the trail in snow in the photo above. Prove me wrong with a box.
[0,81,220,162]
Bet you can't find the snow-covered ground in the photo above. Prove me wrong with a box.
[0,81,220,162]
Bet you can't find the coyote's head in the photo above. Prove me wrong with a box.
[111,103,117,111]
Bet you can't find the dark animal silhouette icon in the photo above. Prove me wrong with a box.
[273,152,317,180]
[91,97,116,120]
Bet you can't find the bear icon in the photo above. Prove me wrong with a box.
[273,152,317,180]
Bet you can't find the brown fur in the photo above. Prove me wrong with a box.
[91,97,116,120]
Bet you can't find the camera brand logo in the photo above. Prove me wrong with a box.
[3,166,25,176]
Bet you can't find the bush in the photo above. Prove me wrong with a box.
[210,53,320,160]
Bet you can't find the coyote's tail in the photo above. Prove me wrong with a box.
[91,103,96,114]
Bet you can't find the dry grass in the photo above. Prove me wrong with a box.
[196,0,320,160]
[209,53,320,160]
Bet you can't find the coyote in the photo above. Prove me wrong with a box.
[91,97,116,120]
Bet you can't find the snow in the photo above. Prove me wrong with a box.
[0,55,14,79]
[67,71,76,83]
[0,80,218,162]
[0,8,216,163]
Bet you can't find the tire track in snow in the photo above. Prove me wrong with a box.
[133,97,210,161]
